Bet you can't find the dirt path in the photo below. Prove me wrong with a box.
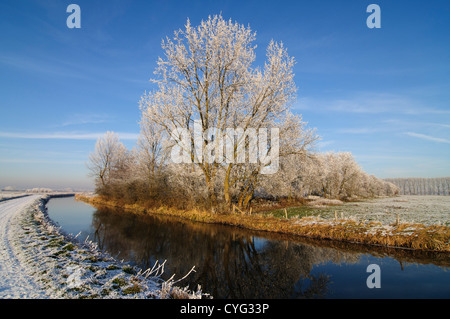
[0,195,47,298]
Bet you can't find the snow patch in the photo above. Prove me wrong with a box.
[1,195,209,299]
[66,266,85,289]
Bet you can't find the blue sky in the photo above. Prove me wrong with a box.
[0,0,449,190]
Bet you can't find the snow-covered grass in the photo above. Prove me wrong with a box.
[4,195,208,299]
[287,214,449,251]
[337,195,450,226]
[305,198,344,207]
[0,191,29,201]
[266,195,450,226]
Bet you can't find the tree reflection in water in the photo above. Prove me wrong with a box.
[91,207,362,299]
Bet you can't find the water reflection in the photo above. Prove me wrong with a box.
[91,207,364,298]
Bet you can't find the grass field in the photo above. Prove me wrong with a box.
[262,195,450,226]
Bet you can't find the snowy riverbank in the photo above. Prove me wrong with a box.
[0,195,206,299]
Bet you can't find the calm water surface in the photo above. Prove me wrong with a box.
[46,196,450,299]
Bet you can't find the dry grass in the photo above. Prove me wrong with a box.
[75,195,450,253]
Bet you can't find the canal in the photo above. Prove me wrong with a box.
[46,196,450,299]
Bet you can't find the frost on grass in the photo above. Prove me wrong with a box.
[282,195,449,227]
[290,212,449,252]
[12,196,208,299]
[306,198,344,207]
[0,191,29,201]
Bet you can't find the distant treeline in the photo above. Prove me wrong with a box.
[384,177,450,196]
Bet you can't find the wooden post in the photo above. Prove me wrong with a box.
[284,208,288,219]
[249,207,252,215]
[396,214,400,226]
[341,212,343,219]
[335,210,337,221]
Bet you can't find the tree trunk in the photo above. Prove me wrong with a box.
[242,190,253,210]
[224,164,233,208]
[237,186,248,209]
[205,174,217,211]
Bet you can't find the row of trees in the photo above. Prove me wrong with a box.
[87,15,398,212]
[384,177,450,195]
[87,130,398,212]
[261,152,398,201]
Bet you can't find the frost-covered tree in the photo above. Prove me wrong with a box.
[223,112,316,209]
[135,115,170,196]
[140,14,259,207]
[261,151,398,200]
[86,131,129,191]
[139,14,317,210]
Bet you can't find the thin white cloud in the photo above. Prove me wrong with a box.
[0,131,139,140]
[0,158,85,165]
[316,140,334,149]
[0,54,91,81]
[300,92,450,115]
[428,122,450,129]
[59,113,111,127]
[382,119,450,131]
[337,128,382,134]
[404,132,450,144]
